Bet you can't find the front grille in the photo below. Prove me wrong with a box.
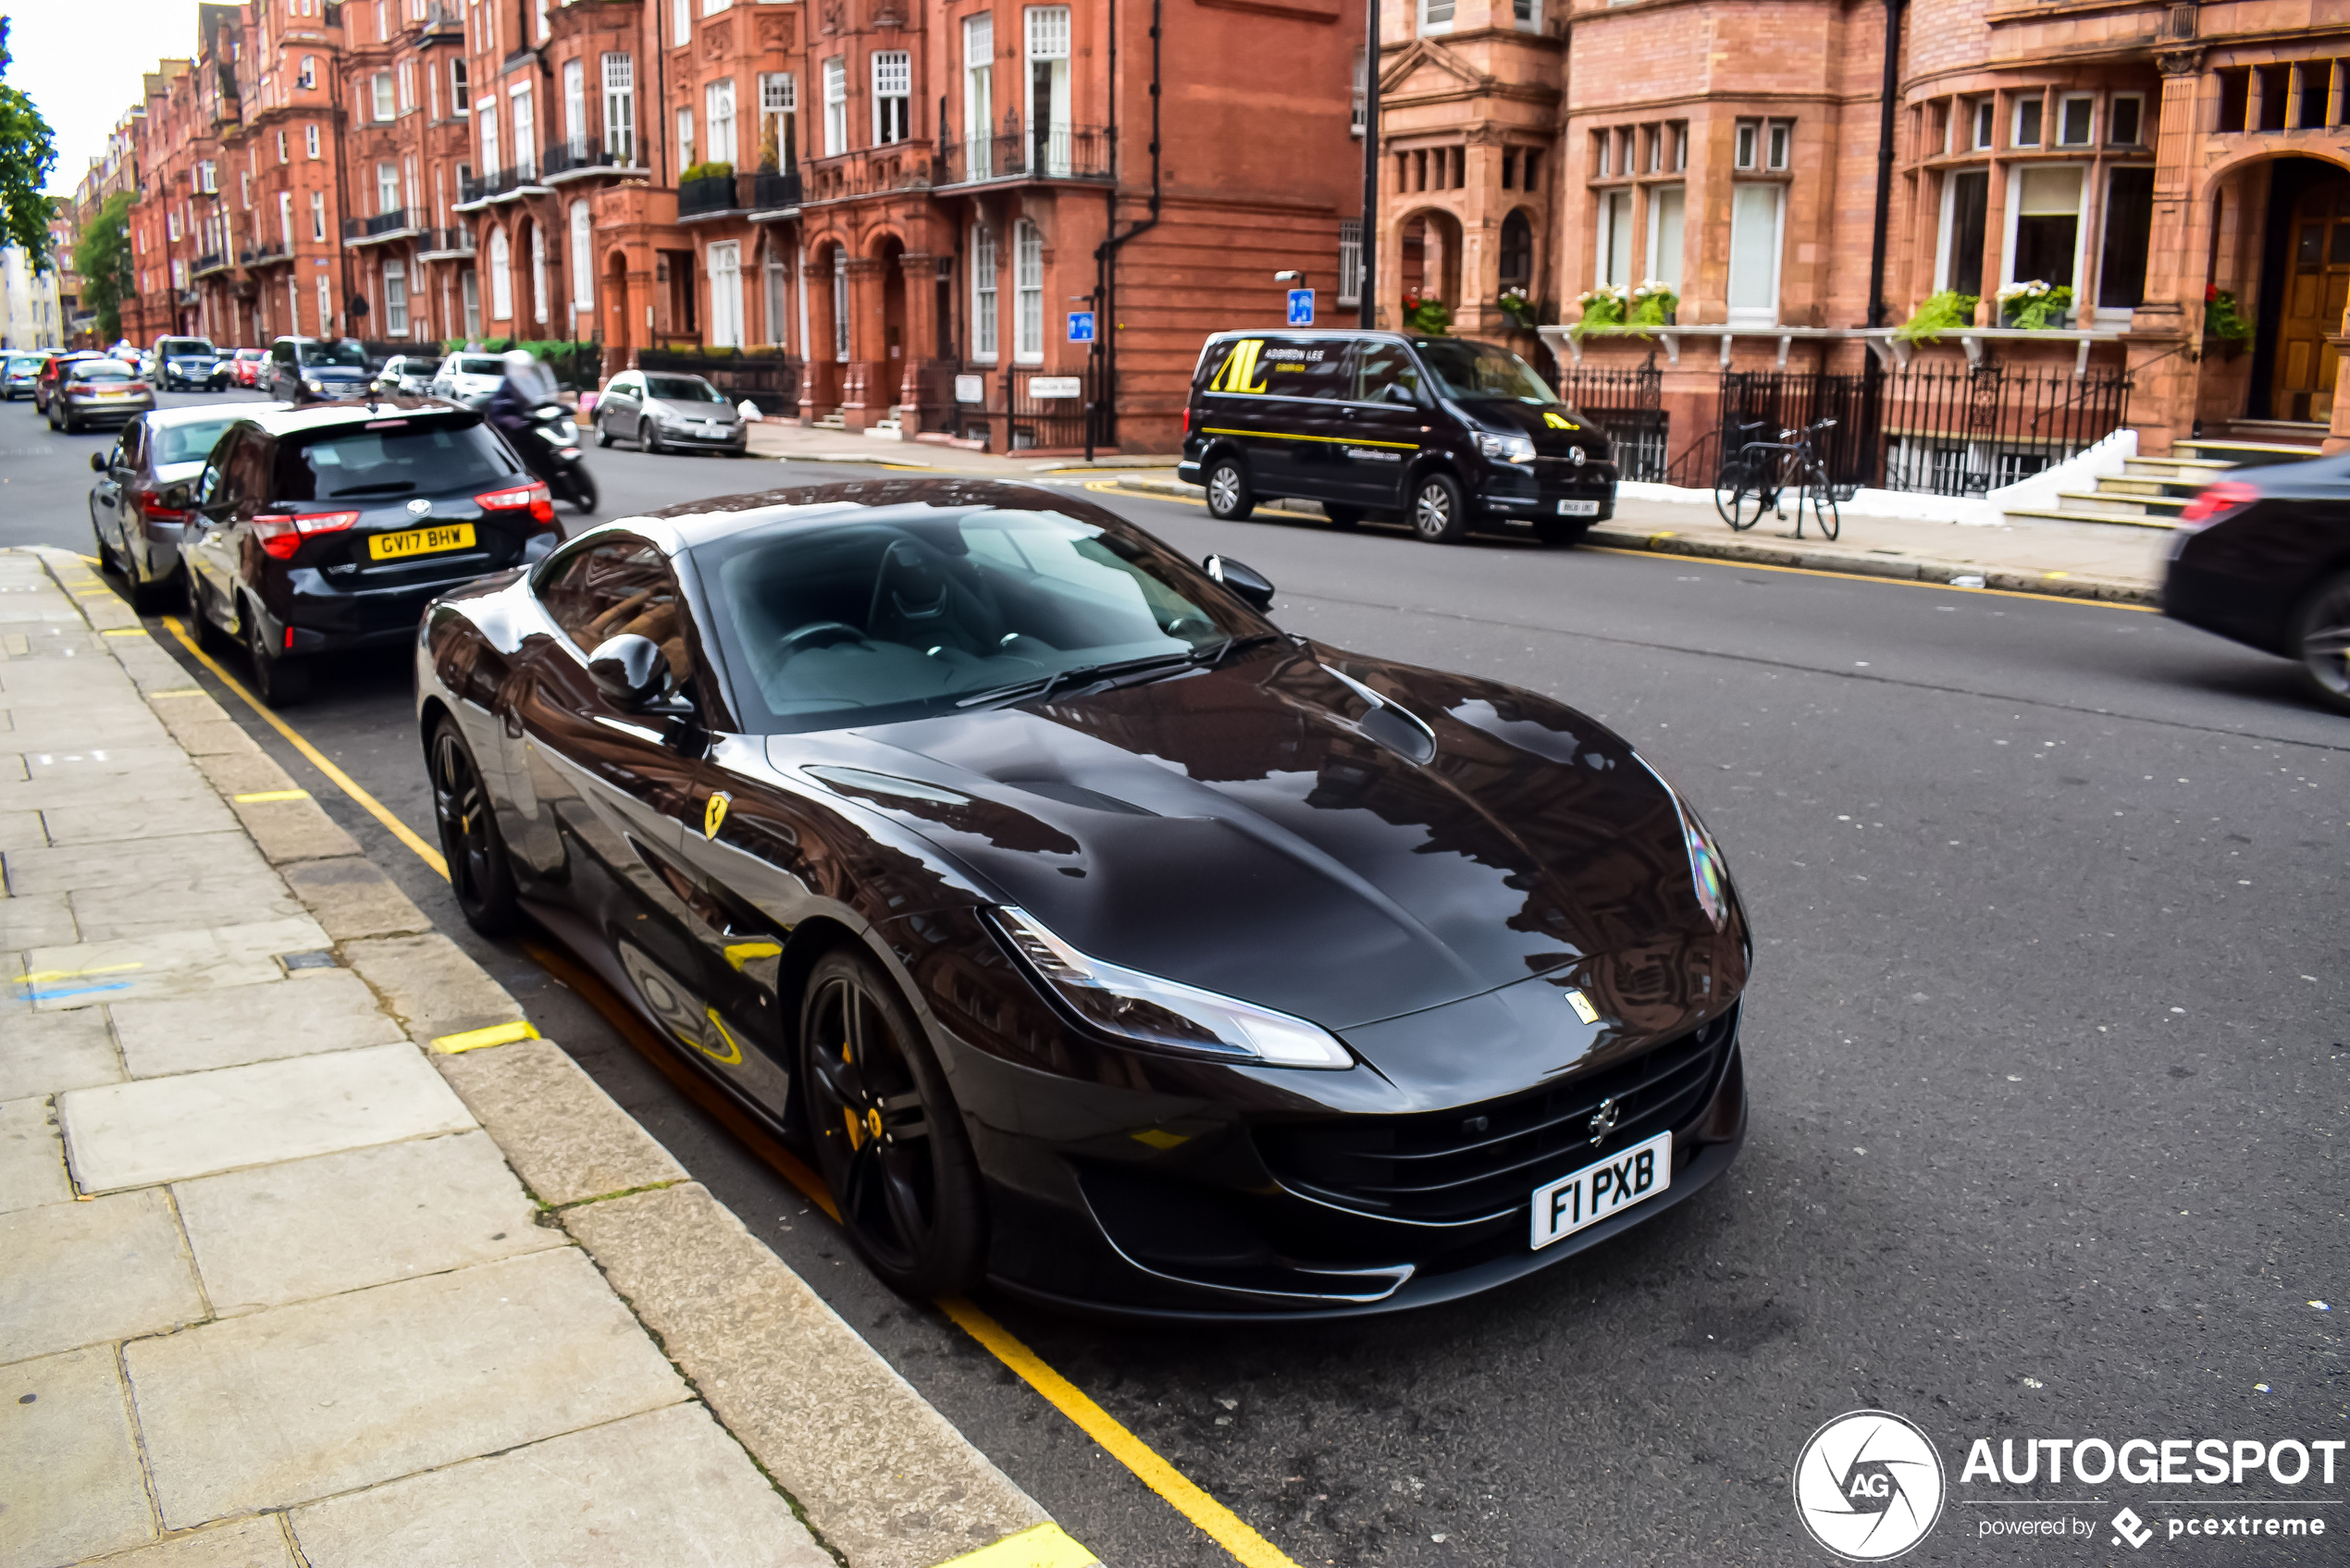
[1256,1006,1736,1226]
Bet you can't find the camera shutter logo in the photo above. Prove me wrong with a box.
[1792,1410,1946,1561]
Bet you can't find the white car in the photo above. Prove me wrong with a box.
[429,352,508,409]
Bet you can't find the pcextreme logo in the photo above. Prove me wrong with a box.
[1793,1410,1948,1561]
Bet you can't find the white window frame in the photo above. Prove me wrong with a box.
[478,96,501,178]
[563,59,587,156]
[1512,0,1540,31]
[570,200,594,316]
[971,223,998,361]
[759,71,797,168]
[451,59,470,117]
[2056,93,2096,148]
[278,130,289,163]
[304,124,321,159]
[676,105,695,170]
[377,161,401,215]
[510,81,536,179]
[2013,94,2044,149]
[1024,7,1070,177]
[672,0,690,43]
[603,54,636,162]
[530,223,549,325]
[708,239,743,347]
[1012,217,1044,364]
[384,257,408,333]
[310,191,326,241]
[317,275,333,335]
[297,55,315,89]
[1419,0,1453,35]
[706,77,736,166]
[373,71,396,121]
[1725,181,1784,327]
[462,267,480,337]
[1645,182,1685,290]
[1998,162,2090,300]
[2108,92,2145,146]
[964,16,994,176]
[872,50,910,145]
[822,56,847,156]
[278,190,293,248]
[1337,217,1362,305]
[489,228,512,319]
[1595,187,1632,288]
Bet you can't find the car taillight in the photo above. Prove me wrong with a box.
[2176,480,2258,528]
[476,480,555,525]
[253,510,360,559]
[131,487,187,524]
[1181,405,1190,436]
[126,380,150,394]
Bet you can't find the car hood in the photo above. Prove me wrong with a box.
[649,397,739,422]
[1454,399,1611,457]
[767,643,1744,1037]
[303,365,372,380]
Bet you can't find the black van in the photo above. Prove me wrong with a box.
[1177,330,1616,545]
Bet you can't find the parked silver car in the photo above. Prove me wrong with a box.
[86,404,248,608]
[429,352,508,409]
[375,352,443,396]
[590,369,748,456]
[48,359,155,433]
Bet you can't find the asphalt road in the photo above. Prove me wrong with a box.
[6,389,2345,1567]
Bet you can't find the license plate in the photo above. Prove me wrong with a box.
[1556,499,1601,517]
[368,523,476,562]
[1529,1130,1670,1250]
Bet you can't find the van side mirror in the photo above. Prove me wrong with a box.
[588,634,675,710]
[1203,554,1276,611]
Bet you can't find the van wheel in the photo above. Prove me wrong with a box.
[1411,472,1471,544]
[1323,504,1363,529]
[1205,456,1255,521]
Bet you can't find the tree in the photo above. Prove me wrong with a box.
[74,191,133,342]
[0,19,59,270]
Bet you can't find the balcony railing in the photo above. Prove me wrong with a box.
[541,137,642,179]
[749,168,802,212]
[239,241,290,267]
[937,124,1112,187]
[457,167,542,204]
[418,1,462,36]
[341,207,419,241]
[799,149,941,204]
[192,251,229,277]
[677,171,747,219]
[416,227,476,256]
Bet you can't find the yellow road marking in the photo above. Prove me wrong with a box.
[101,627,146,636]
[146,687,206,698]
[431,1019,540,1054]
[233,788,311,803]
[178,626,1288,1568]
[930,1522,1100,1568]
[1081,478,1325,523]
[156,616,451,874]
[939,1299,1304,1568]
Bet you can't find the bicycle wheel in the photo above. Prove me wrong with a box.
[1798,465,1841,542]
[1714,459,1766,531]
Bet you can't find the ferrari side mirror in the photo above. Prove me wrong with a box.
[588,634,674,710]
[1203,554,1276,611]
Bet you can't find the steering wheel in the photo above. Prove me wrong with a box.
[775,621,867,661]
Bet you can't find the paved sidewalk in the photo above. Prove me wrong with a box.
[0,549,1074,1568]
[1095,475,2171,606]
[744,418,1164,477]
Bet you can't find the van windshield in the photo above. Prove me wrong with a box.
[159,339,213,358]
[297,340,369,368]
[1412,340,1561,406]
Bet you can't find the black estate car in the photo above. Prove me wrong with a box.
[1179,330,1618,546]
[415,479,1749,1319]
[266,335,375,402]
[180,399,561,704]
[2163,458,2350,714]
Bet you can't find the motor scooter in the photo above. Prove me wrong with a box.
[512,402,599,514]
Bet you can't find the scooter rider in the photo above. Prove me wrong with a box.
[486,349,559,446]
[485,348,598,513]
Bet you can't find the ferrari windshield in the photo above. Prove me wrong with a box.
[698,505,1275,732]
[1413,339,1560,405]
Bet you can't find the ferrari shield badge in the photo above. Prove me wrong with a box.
[1564,988,1601,1025]
[703,791,731,839]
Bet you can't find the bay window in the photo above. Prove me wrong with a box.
[822,57,847,156]
[707,77,736,166]
[2008,165,2082,293]
[1725,183,1782,327]
[603,55,636,163]
[1025,7,1070,176]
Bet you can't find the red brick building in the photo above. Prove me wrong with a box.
[336,0,478,344]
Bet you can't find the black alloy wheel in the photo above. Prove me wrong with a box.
[2291,570,2350,716]
[243,604,310,707]
[594,413,613,448]
[1205,456,1255,521]
[183,568,224,650]
[1411,471,1471,544]
[800,947,986,1297]
[428,717,522,933]
[90,516,120,576]
[643,422,664,455]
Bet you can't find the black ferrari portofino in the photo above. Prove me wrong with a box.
[415,480,1750,1318]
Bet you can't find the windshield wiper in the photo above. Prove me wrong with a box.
[956,650,1198,710]
[1194,632,1291,669]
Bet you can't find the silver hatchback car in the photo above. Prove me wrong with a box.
[86,403,251,608]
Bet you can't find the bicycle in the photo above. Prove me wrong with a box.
[1713,416,1842,541]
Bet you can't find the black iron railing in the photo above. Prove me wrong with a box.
[677,173,744,218]
[239,241,289,266]
[1557,359,1667,482]
[635,347,801,414]
[192,251,229,276]
[458,167,534,204]
[541,137,640,178]
[340,207,418,241]
[416,227,476,255]
[749,168,803,211]
[938,123,1112,186]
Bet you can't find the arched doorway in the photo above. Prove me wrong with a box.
[1399,209,1462,308]
[1498,209,1534,296]
[876,234,907,374]
[2257,157,2350,425]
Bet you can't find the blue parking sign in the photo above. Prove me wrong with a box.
[1068,310,1096,343]
[1286,289,1315,327]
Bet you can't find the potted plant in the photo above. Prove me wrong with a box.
[2204,285,2255,359]
[1627,278,1677,328]
[1569,284,1627,341]
[1498,287,1540,330]
[1996,279,2073,330]
[1895,290,1978,343]
[1402,293,1452,335]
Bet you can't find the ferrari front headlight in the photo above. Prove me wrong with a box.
[992,907,1353,1068]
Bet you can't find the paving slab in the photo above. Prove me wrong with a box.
[21,745,200,781]
[0,1190,207,1362]
[0,766,218,815]
[88,1518,298,1568]
[0,889,76,947]
[110,969,406,1078]
[127,1247,687,1529]
[565,1182,1047,1568]
[3,831,277,896]
[23,916,332,1011]
[432,1037,686,1205]
[175,1130,561,1315]
[0,1346,158,1566]
[0,806,46,849]
[341,932,526,1043]
[58,1042,476,1192]
[66,869,307,945]
[42,792,241,846]
[190,748,299,799]
[0,1009,119,1099]
[289,1400,830,1568]
[229,796,365,864]
[0,1095,72,1214]
[278,858,432,941]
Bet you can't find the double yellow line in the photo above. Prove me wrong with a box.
[151,613,1301,1568]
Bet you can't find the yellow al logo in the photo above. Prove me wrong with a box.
[703,791,731,838]
[1542,412,1577,430]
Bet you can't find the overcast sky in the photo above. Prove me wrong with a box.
[7,2,226,197]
